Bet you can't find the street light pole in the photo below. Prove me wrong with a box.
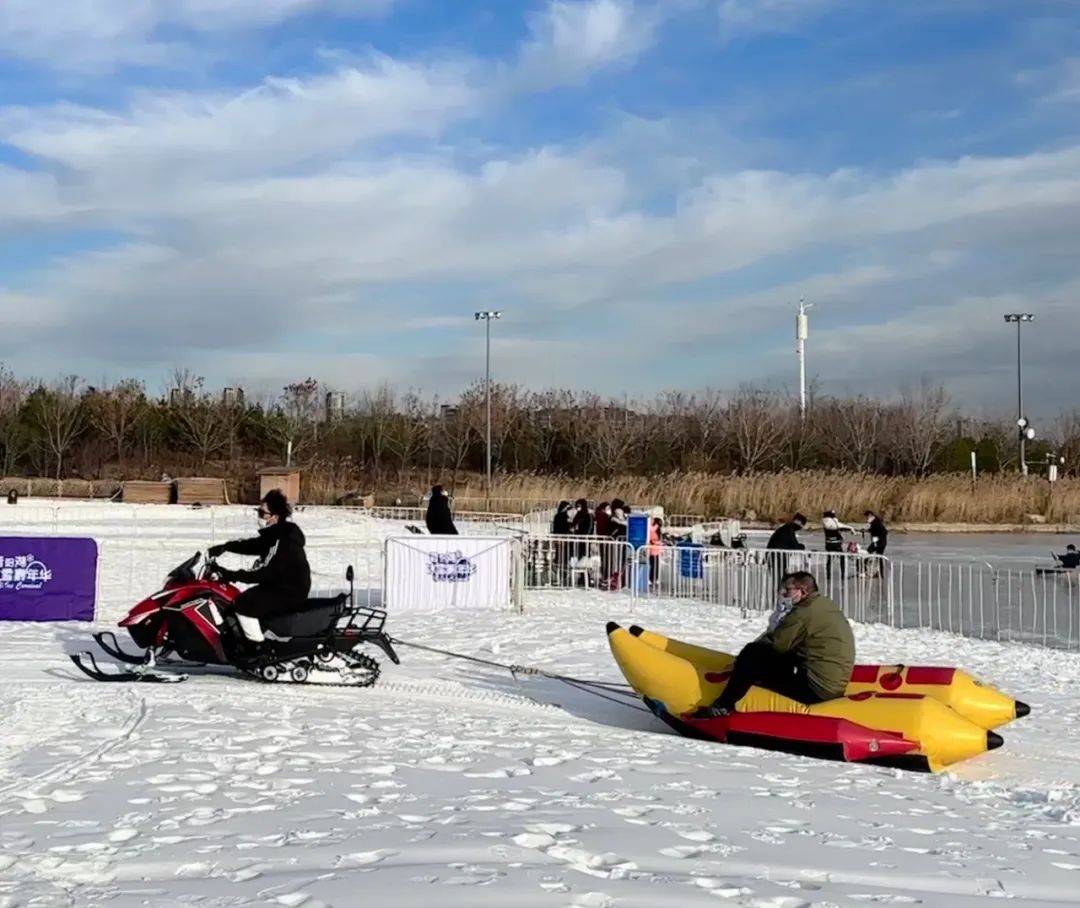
[1003,313,1035,476]
[474,311,502,502]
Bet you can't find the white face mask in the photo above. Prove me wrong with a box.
[776,593,795,609]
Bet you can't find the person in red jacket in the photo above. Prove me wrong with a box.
[648,517,664,587]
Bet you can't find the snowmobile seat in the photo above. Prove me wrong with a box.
[263,594,347,638]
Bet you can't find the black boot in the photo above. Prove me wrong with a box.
[222,613,258,663]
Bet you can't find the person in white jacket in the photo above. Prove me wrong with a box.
[822,510,853,580]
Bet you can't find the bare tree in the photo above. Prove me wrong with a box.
[268,377,321,463]
[86,379,147,468]
[1054,410,1080,475]
[891,385,953,476]
[0,365,28,475]
[387,391,429,479]
[168,375,230,471]
[821,396,885,472]
[587,405,637,479]
[435,401,477,490]
[357,384,398,480]
[30,376,86,479]
[726,387,785,473]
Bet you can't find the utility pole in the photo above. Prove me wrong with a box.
[474,311,502,504]
[796,298,812,420]
[1003,313,1035,475]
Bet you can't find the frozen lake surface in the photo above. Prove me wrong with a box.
[873,532,1078,567]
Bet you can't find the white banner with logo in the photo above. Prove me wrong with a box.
[384,536,514,612]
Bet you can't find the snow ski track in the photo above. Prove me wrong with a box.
[251,674,565,715]
[0,690,147,801]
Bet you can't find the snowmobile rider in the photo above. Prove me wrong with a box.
[1058,545,1080,569]
[208,489,312,646]
[693,571,855,718]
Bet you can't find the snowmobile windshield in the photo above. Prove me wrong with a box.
[166,552,201,585]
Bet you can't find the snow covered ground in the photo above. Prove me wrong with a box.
[5,594,1080,906]
[4,506,1080,906]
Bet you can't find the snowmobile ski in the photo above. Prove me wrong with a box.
[70,652,187,684]
[92,631,150,665]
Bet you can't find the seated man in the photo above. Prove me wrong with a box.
[209,489,311,648]
[694,571,855,717]
[1059,545,1080,570]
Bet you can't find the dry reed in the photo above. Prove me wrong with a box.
[362,470,1080,526]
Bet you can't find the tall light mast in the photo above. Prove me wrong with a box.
[796,298,812,420]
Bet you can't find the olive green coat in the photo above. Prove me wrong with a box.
[763,592,855,698]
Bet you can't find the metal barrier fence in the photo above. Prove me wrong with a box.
[887,561,1080,649]
[630,546,1080,651]
[522,534,636,593]
[633,547,892,624]
[6,500,1080,651]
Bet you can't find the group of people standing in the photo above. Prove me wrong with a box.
[551,499,665,589]
[767,509,889,579]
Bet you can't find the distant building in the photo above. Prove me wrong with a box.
[326,391,346,421]
[222,387,245,407]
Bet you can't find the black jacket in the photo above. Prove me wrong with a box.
[425,494,458,535]
[1059,551,1080,569]
[221,521,311,600]
[767,522,805,551]
[571,508,594,536]
[868,516,888,549]
[552,508,571,535]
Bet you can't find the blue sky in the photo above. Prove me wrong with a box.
[0,0,1078,415]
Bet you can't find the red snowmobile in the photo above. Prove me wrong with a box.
[71,552,398,685]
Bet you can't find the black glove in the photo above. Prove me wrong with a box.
[215,566,237,582]
[207,544,226,558]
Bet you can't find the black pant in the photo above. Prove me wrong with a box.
[715,641,828,711]
[825,542,845,579]
[766,550,789,586]
[233,585,303,620]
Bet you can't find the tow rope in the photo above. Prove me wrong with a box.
[388,637,650,714]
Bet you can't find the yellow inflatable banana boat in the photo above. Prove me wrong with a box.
[608,623,1030,772]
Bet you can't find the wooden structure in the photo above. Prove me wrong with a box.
[121,481,174,504]
[175,477,229,506]
[259,468,301,504]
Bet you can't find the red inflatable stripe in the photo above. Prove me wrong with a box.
[722,712,918,761]
[905,667,956,685]
[849,665,879,683]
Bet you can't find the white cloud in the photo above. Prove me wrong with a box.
[0,166,70,227]
[0,57,480,181]
[516,0,659,88]
[717,0,841,39]
[0,0,396,71]
[2,35,1080,406]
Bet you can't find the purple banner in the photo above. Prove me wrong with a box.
[0,537,97,622]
